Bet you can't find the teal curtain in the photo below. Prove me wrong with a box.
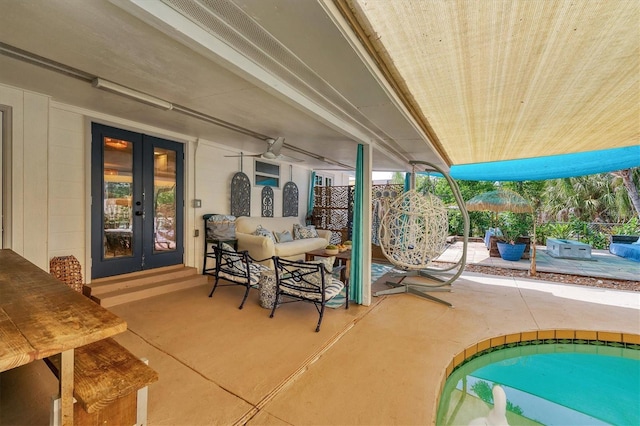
[349,145,364,304]
[307,171,316,220]
[404,172,412,192]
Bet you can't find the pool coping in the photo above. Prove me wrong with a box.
[441,329,640,402]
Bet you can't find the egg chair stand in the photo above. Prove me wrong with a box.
[374,161,470,307]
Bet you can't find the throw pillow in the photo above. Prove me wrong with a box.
[309,256,335,273]
[220,242,236,252]
[274,230,293,243]
[293,223,319,240]
[297,258,335,288]
[253,225,276,244]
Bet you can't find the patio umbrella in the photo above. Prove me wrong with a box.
[465,189,537,275]
[465,189,532,213]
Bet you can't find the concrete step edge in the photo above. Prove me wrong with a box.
[91,264,188,284]
[89,267,199,294]
[96,276,208,308]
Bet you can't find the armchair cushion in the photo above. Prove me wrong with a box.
[220,262,269,287]
[309,256,335,273]
[280,276,344,301]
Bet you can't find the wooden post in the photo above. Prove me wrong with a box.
[530,214,537,276]
[60,349,74,426]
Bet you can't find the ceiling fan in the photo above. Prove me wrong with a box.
[225,137,304,162]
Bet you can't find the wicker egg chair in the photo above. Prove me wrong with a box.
[374,161,470,307]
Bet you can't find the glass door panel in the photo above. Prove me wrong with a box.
[103,138,133,258]
[153,147,176,253]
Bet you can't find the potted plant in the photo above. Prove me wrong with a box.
[496,228,527,261]
[325,244,339,255]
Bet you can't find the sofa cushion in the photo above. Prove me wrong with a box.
[253,225,276,244]
[293,223,319,239]
[274,230,293,243]
[274,238,328,258]
[236,217,301,235]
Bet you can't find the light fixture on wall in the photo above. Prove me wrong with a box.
[92,78,173,110]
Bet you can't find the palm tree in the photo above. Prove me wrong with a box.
[543,174,619,222]
[610,168,640,218]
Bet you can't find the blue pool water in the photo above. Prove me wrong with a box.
[437,343,640,425]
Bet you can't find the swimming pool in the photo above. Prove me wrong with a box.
[437,341,640,425]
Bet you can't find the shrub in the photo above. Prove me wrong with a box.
[612,217,640,236]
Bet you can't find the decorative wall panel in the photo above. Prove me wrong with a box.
[282,181,299,217]
[230,172,251,217]
[261,186,274,217]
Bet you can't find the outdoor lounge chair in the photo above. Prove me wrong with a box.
[205,244,270,309]
[271,256,345,332]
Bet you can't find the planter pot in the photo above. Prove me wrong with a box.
[496,242,526,261]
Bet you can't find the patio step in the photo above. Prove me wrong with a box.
[88,265,208,307]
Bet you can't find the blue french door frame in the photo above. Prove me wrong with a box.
[91,123,184,279]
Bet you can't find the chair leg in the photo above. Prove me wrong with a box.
[315,304,325,332]
[238,284,251,309]
[269,290,279,318]
[208,277,220,297]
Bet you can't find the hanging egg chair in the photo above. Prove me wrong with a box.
[374,161,469,306]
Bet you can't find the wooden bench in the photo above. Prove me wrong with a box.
[46,337,158,425]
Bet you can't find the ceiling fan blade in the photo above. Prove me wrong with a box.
[277,154,304,163]
[224,153,261,158]
[269,137,284,156]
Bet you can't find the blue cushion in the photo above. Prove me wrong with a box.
[609,243,640,262]
[274,230,293,243]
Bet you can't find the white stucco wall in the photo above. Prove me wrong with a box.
[48,108,86,265]
[0,83,49,270]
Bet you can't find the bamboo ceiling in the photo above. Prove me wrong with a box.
[341,0,639,166]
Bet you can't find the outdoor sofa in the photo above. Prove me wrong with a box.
[236,216,331,266]
[608,235,640,262]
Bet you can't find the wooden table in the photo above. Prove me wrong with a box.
[305,248,351,308]
[0,249,127,425]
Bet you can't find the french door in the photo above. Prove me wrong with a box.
[91,123,184,279]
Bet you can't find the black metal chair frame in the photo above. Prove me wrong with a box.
[204,245,269,309]
[271,256,346,332]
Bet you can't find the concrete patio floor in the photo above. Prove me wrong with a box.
[438,241,640,281]
[2,244,638,425]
